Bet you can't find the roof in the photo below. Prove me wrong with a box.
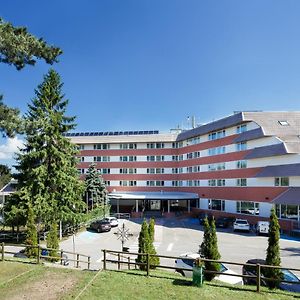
[244,143,288,159]
[0,180,17,195]
[272,188,300,205]
[108,191,199,200]
[256,163,300,177]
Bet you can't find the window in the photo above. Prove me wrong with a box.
[208,130,225,141]
[120,180,137,186]
[94,143,110,150]
[102,156,110,162]
[104,180,110,186]
[94,156,101,162]
[276,204,298,220]
[237,160,247,169]
[120,143,137,149]
[236,142,247,151]
[275,177,289,186]
[120,156,136,162]
[208,163,225,171]
[237,124,247,134]
[147,156,155,162]
[217,179,225,186]
[208,146,225,156]
[96,156,110,162]
[236,201,259,215]
[156,143,164,149]
[80,157,85,162]
[147,181,164,187]
[77,144,85,150]
[208,179,216,186]
[278,120,289,126]
[172,142,183,148]
[237,178,247,186]
[147,143,155,149]
[208,199,225,211]
[98,168,110,174]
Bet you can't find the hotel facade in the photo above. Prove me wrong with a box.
[69,112,300,231]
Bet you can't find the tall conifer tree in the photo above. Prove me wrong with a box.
[13,69,85,226]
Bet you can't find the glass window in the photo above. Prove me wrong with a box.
[237,178,247,186]
[236,142,247,151]
[275,177,289,186]
[236,201,259,215]
[237,160,247,169]
[237,124,247,134]
[209,199,225,211]
[278,121,289,126]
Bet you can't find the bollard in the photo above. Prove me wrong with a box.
[146,253,150,276]
[1,242,4,261]
[88,256,91,270]
[103,250,106,270]
[76,254,80,268]
[118,253,121,270]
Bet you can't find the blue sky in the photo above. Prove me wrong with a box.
[1,1,300,165]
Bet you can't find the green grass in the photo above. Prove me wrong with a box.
[0,262,299,300]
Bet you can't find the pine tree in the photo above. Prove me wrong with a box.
[25,205,38,258]
[0,17,62,137]
[136,220,150,271]
[200,217,221,281]
[265,208,283,289]
[85,163,108,212]
[148,218,159,268]
[13,69,85,227]
[46,222,59,262]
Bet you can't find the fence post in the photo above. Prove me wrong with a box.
[76,254,80,268]
[60,250,63,265]
[128,256,130,270]
[1,242,4,261]
[103,250,106,270]
[88,256,91,270]
[146,253,150,276]
[256,264,261,293]
[37,245,40,264]
[118,253,121,270]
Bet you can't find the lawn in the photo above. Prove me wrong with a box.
[0,261,299,300]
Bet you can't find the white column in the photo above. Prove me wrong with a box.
[188,200,191,213]
[136,200,139,212]
[168,200,170,213]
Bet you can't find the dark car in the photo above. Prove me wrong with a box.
[90,220,111,233]
[216,217,235,228]
[198,213,212,225]
[242,259,300,293]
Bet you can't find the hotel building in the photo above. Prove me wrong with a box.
[69,111,300,231]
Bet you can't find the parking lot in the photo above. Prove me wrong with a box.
[59,217,300,274]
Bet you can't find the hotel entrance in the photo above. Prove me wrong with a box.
[145,199,161,211]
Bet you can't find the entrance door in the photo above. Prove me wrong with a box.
[150,200,161,211]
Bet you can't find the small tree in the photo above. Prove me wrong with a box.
[148,218,159,268]
[46,222,59,262]
[85,163,107,213]
[199,217,221,281]
[136,220,150,271]
[265,208,283,289]
[25,205,38,258]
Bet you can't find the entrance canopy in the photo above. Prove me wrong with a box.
[108,191,199,200]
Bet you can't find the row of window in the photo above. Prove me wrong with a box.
[186,151,201,160]
[208,199,259,215]
[208,163,225,171]
[147,168,164,174]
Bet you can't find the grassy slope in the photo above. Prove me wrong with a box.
[0,262,299,300]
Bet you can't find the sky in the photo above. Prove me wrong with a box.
[1,0,300,166]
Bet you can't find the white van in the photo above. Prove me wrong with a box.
[256,221,269,235]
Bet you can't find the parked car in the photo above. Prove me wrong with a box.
[256,221,269,235]
[243,259,300,292]
[233,219,250,232]
[198,213,212,225]
[103,217,119,227]
[216,217,235,228]
[90,219,111,233]
[175,252,243,285]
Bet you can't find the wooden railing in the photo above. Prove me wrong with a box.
[1,242,91,269]
[102,249,300,293]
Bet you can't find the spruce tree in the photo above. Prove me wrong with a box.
[46,222,59,262]
[265,208,283,289]
[25,205,38,258]
[136,220,150,271]
[13,69,85,226]
[85,163,108,212]
[200,217,221,281]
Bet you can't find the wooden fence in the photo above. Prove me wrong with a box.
[102,249,300,293]
[1,242,91,269]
